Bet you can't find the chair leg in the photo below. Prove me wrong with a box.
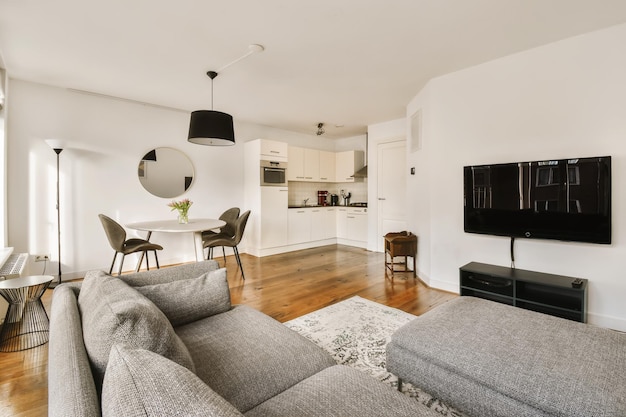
[222,247,226,264]
[109,253,118,275]
[118,254,125,276]
[154,250,160,269]
[233,246,245,280]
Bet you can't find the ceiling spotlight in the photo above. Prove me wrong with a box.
[317,123,325,136]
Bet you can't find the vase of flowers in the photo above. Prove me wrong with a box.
[168,199,192,224]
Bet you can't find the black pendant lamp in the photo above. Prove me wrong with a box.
[188,71,235,146]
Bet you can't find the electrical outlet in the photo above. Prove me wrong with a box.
[34,254,50,262]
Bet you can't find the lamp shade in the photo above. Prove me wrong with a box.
[188,110,235,146]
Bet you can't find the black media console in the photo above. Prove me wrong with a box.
[459,262,587,322]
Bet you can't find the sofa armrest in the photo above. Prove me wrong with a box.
[48,285,100,417]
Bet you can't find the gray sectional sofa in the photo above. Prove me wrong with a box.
[387,296,626,417]
[48,260,442,417]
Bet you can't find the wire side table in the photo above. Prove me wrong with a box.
[0,275,53,352]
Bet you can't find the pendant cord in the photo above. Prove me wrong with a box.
[207,71,218,110]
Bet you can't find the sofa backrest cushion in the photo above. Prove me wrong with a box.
[135,268,230,327]
[78,270,195,394]
[102,344,244,417]
[119,260,220,287]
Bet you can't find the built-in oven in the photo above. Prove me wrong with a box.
[260,160,287,186]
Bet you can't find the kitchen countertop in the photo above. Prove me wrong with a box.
[288,204,367,209]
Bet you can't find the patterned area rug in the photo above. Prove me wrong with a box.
[285,296,465,417]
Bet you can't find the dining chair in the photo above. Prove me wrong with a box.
[203,210,250,280]
[98,214,163,276]
[202,207,240,262]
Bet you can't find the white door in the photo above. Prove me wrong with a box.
[377,140,407,252]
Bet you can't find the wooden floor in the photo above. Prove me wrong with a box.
[0,244,456,416]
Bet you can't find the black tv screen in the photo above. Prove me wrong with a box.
[464,156,611,244]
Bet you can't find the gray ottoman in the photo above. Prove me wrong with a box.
[386,296,626,417]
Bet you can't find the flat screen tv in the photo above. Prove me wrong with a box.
[464,156,611,244]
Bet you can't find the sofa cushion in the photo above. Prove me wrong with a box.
[120,260,220,287]
[387,296,626,417]
[176,305,337,413]
[102,344,243,417]
[135,268,230,326]
[245,365,443,417]
[78,270,195,393]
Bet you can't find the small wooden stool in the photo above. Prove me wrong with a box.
[384,231,417,278]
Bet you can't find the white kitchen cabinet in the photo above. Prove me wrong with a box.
[346,208,367,242]
[311,207,336,240]
[319,151,335,182]
[304,148,319,180]
[288,209,312,244]
[260,139,288,161]
[288,146,320,181]
[288,146,305,181]
[336,207,348,239]
[260,187,289,248]
[335,150,364,182]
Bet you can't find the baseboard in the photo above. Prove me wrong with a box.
[587,312,626,332]
[416,267,460,294]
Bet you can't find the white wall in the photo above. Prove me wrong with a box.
[407,23,626,330]
[6,80,339,279]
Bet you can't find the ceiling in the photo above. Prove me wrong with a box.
[1,1,626,139]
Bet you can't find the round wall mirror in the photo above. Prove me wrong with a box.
[138,147,194,198]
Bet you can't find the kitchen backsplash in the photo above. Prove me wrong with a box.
[288,180,367,206]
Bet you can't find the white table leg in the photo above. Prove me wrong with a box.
[193,231,205,261]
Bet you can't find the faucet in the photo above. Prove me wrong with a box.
[303,198,309,207]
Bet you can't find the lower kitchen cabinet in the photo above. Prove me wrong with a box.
[260,187,289,248]
[336,207,367,246]
[346,208,367,242]
[288,209,312,244]
[311,207,336,240]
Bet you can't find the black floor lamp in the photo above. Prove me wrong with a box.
[45,140,63,287]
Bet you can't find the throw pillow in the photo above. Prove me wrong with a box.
[77,271,195,393]
[136,268,231,327]
[102,344,243,417]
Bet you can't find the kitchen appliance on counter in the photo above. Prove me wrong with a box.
[340,190,352,206]
[330,194,339,206]
[317,191,328,206]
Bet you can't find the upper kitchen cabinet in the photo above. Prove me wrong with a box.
[288,146,322,182]
[260,139,288,161]
[336,150,365,182]
[319,151,336,182]
[288,146,305,181]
